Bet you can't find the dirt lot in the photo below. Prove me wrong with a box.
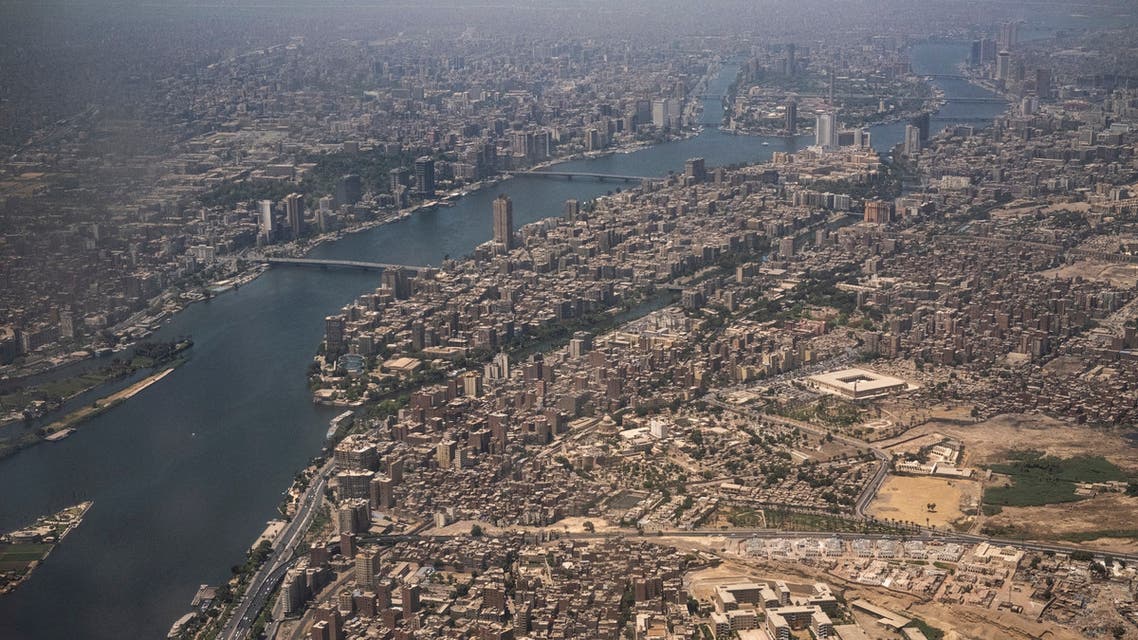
[1040,260,1138,287]
[882,431,954,458]
[984,493,1138,554]
[876,413,1138,473]
[868,475,980,529]
[873,399,978,435]
[875,414,1138,547]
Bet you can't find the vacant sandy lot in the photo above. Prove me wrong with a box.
[985,493,1138,554]
[883,431,953,457]
[875,399,977,431]
[1040,260,1138,287]
[868,475,980,529]
[874,414,1138,547]
[876,414,1138,473]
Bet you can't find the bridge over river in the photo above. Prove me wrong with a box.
[520,170,663,182]
[259,257,422,273]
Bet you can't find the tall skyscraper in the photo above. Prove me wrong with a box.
[317,196,334,233]
[381,267,411,300]
[784,43,796,76]
[414,156,435,195]
[785,100,798,134]
[969,40,982,67]
[910,112,930,142]
[1035,68,1051,99]
[285,192,304,239]
[903,124,922,156]
[815,111,838,150]
[864,200,895,224]
[996,51,1011,83]
[584,128,603,151]
[651,98,670,129]
[563,199,580,222]
[336,174,362,208]
[998,22,1019,50]
[532,129,551,160]
[684,157,707,183]
[258,199,274,241]
[388,167,410,194]
[354,549,380,587]
[492,194,514,251]
[980,39,997,64]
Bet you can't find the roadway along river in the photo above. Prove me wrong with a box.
[0,42,1003,640]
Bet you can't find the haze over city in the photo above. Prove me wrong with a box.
[1,1,1138,640]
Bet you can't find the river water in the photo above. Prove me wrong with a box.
[0,41,1005,640]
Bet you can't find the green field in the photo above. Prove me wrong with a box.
[0,543,51,564]
[984,452,1129,508]
[725,507,764,527]
[0,372,106,408]
[765,510,905,534]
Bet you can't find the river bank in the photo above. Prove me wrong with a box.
[0,123,704,403]
[0,340,192,460]
[0,501,93,595]
[40,365,179,442]
[0,40,1017,640]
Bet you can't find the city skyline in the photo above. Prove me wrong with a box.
[2,2,1138,640]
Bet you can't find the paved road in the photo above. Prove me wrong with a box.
[657,394,1138,564]
[359,527,1138,564]
[220,465,330,640]
[703,395,890,518]
[661,528,1138,563]
[514,527,1138,563]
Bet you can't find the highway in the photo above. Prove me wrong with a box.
[613,383,1136,564]
[654,528,1138,563]
[519,170,662,182]
[217,373,1123,639]
[220,464,330,640]
[259,257,420,273]
[359,527,1138,564]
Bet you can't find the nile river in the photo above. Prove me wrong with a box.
[0,41,1006,640]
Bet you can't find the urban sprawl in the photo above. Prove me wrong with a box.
[3,7,1138,640]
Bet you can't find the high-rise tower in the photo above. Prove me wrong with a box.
[492,194,514,251]
[258,199,274,241]
[285,192,304,239]
[815,111,838,150]
[414,157,435,195]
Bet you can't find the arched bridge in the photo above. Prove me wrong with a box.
[521,170,663,182]
[943,97,1007,104]
[930,115,1002,123]
[787,93,1005,105]
[260,257,421,273]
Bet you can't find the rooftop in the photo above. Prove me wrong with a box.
[806,367,910,399]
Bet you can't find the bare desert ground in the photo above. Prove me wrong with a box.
[877,413,1138,473]
[868,475,981,529]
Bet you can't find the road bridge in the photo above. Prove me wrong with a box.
[786,93,1005,105]
[260,257,421,273]
[520,170,663,183]
[930,116,1004,123]
[941,97,1007,104]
